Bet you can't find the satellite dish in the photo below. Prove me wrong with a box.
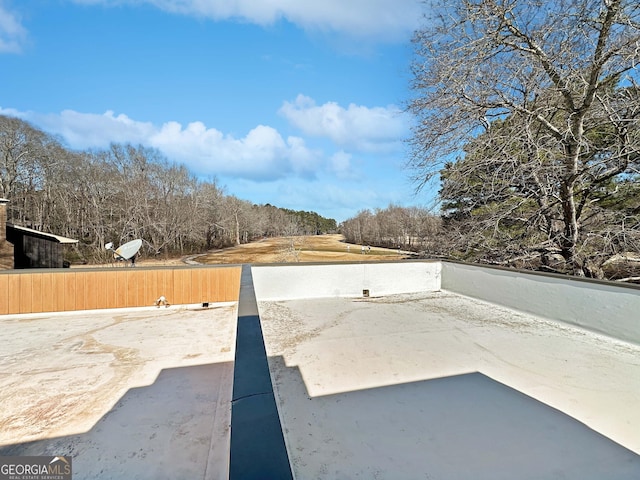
[114,239,143,260]
[106,239,142,266]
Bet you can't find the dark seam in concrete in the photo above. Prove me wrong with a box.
[231,391,272,404]
[229,265,293,480]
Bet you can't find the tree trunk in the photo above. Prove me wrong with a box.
[234,211,240,246]
[560,178,583,276]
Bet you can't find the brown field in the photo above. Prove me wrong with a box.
[70,234,410,268]
[195,234,409,264]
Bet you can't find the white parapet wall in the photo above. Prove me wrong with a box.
[442,261,640,345]
[252,261,442,301]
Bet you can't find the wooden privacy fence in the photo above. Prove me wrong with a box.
[0,265,242,315]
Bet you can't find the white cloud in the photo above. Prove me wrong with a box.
[0,107,321,181]
[71,0,423,42]
[0,106,418,221]
[151,121,320,180]
[0,4,28,53]
[329,151,357,180]
[43,110,155,147]
[279,94,409,153]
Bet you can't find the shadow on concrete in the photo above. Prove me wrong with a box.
[0,362,233,480]
[230,314,293,480]
[2,353,638,480]
[270,356,640,480]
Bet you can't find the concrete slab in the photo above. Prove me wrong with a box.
[0,304,237,480]
[2,271,639,480]
[258,292,640,479]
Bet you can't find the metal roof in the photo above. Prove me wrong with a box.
[6,223,79,244]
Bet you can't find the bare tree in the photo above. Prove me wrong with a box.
[409,0,640,276]
[341,205,441,252]
[0,116,340,264]
[0,115,61,218]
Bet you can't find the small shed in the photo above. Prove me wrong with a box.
[6,223,78,269]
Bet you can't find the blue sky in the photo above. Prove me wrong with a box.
[0,0,432,222]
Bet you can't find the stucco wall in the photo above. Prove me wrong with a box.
[442,262,640,345]
[252,261,442,301]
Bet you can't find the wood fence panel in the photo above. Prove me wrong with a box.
[209,269,219,303]
[172,269,191,305]
[143,269,159,306]
[104,270,119,310]
[220,267,241,301]
[213,268,224,301]
[212,268,221,300]
[94,271,108,310]
[52,271,66,312]
[18,274,33,314]
[74,273,87,311]
[191,269,204,303]
[200,268,212,302]
[30,273,43,313]
[83,272,99,311]
[63,273,76,312]
[115,271,128,309]
[7,274,20,314]
[143,268,172,306]
[41,272,54,314]
[119,270,133,308]
[232,267,241,300]
[158,269,173,304]
[0,275,8,315]
[0,266,242,314]
[128,270,147,307]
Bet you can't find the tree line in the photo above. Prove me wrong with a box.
[4,0,639,281]
[0,115,337,264]
[404,0,640,280]
[341,205,441,252]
